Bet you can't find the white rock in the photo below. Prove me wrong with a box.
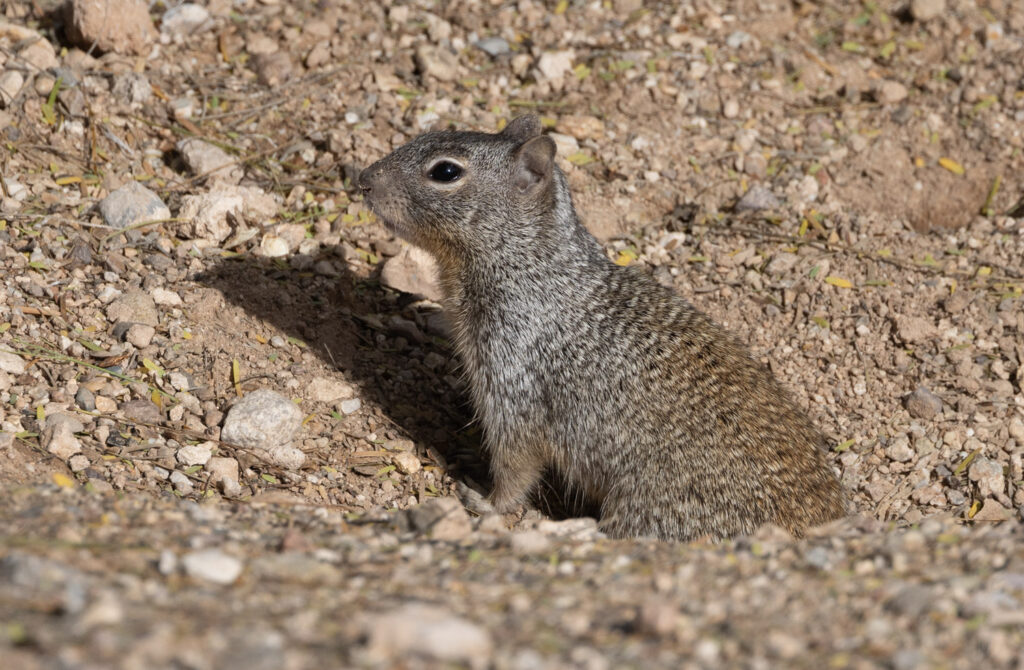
[19,35,59,70]
[509,530,553,555]
[205,456,239,483]
[177,138,243,185]
[307,377,356,403]
[178,185,278,243]
[168,372,190,391]
[885,437,915,463]
[535,517,601,539]
[221,389,305,470]
[1009,416,1024,444]
[263,444,306,471]
[182,549,243,585]
[910,0,945,21]
[42,421,82,460]
[177,443,212,466]
[68,454,90,473]
[125,323,156,348]
[339,398,362,415]
[0,350,26,374]
[969,458,1005,498]
[151,288,182,307]
[391,451,421,475]
[765,252,799,275]
[875,80,908,104]
[170,470,194,494]
[536,50,574,81]
[161,4,212,38]
[548,132,579,157]
[219,477,242,497]
[786,174,819,205]
[414,44,460,82]
[0,70,24,104]
[365,604,493,668]
[380,245,442,301]
[259,235,290,257]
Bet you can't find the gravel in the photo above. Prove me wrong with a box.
[1,0,1022,666]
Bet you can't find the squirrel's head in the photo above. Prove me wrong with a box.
[358,115,563,258]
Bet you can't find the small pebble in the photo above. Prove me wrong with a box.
[170,470,194,494]
[68,454,90,473]
[475,37,510,57]
[905,387,942,419]
[182,549,243,585]
[735,185,781,212]
[365,603,493,667]
[307,377,356,403]
[339,398,362,415]
[177,443,212,466]
[391,451,421,475]
[75,387,96,411]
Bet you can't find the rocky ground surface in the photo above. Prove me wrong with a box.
[1,0,1022,668]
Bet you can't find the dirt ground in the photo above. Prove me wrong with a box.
[1,0,1023,668]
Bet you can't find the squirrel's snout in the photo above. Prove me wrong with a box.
[356,168,374,194]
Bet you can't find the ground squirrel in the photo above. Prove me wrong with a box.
[358,115,845,541]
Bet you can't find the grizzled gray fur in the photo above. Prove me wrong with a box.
[359,115,845,541]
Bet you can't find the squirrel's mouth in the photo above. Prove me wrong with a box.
[366,203,407,238]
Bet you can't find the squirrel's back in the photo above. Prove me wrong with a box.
[359,115,845,540]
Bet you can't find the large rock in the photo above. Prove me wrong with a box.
[379,245,442,301]
[0,350,26,374]
[0,22,59,70]
[41,415,85,462]
[64,0,157,56]
[99,182,171,231]
[221,389,305,470]
[178,185,279,243]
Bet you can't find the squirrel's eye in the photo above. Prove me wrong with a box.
[428,161,463,183]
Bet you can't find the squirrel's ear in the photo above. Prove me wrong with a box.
[513,135,556,192]
[501,115,541,142]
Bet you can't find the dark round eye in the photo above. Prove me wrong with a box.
[428,161,463,183]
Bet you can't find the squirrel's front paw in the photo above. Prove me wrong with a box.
[455,480,495,516]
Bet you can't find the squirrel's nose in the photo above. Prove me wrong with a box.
[356,168,374,194]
